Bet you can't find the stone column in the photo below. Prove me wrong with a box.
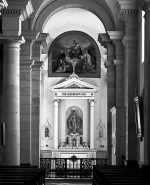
[20,32,38,165]
[0,44,3,163]
[118,0,138,162]
[53,100,59,149]
[140,0,150,165]
[89,100,95,149]
[98,34,116,164]
[1,38,24,165]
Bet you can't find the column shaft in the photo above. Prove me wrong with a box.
[20,60,33,165]
[0,44,3,162]
[2,40,23,165]
[53,100,59,149]
[31,61,43,166]
[89,100,95,149]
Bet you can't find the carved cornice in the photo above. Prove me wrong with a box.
[107,31,125,44]
[98,33,112,48]
[1,0,33,21]
[22,31,39,44]
[37,33,50,47]
[118,0,138,10]
[117,0,138,20]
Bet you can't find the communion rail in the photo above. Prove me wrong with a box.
[40,158,107,179]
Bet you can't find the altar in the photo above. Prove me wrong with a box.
[50,71,99,159]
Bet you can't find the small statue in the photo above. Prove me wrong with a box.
[68,110,80,133]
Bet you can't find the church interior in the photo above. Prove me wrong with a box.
[0,0,150,179]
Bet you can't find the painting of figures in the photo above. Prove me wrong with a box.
[48,31,100,78]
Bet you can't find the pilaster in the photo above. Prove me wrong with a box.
[107,31,125,107]
[98,33,116,164]
[118,0,138,161]
[31,33,50,166]
[140,0,150,165]
[20,31,38,165]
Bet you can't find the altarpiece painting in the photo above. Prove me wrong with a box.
[48,31,101,78]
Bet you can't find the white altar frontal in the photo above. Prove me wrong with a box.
[50,72,99,158]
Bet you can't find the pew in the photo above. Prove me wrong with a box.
[93,165,150,185]
[0,166,45,185]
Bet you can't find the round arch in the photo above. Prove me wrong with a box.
[32,0,115,32]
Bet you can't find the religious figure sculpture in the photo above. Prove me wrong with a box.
[68,109,80,133]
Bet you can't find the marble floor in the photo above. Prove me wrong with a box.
[45,179,92,185]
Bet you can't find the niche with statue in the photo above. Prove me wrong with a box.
[59,106,88,149]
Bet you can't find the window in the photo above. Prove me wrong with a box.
[142,10,145,63]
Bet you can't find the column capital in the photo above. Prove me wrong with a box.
[107,31,125,45]
[139,0,150,12]
[122,35,138,47]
